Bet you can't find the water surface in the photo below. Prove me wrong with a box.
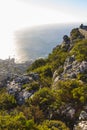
[0,23,79,62]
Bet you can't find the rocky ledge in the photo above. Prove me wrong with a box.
[53,56,87,85]
[7,72,39,105]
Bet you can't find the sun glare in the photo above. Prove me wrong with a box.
[0,31,15,59]
[0,0,69,60]
[0,0,85,60]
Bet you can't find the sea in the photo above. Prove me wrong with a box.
[7,23,80,62]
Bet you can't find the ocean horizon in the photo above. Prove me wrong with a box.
[2,23,80,63]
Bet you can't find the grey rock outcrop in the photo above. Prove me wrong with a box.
[7,72,39,105]
[79,61,87,73]
[74,111,87,130]
[61,35,70,50]
[53,55,87,85]
[60,104,76,119]
[52,54,87,90]
[74,121,87,130]
[79,111,87,120]
[63,35,70,43]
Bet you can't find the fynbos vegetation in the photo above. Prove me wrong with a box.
[0,27,87,129]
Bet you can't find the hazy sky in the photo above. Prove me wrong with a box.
[0,0,87,59]
[0,0,87,30]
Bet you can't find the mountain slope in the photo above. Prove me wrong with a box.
[0,27,87,130]
[27,27,87,129]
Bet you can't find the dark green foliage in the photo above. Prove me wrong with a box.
[70,28,84,41]
[56,66,64,75]
[33,64,52,77]
[77,73,87,82]
[48,46,68,71]
[29,64,53,87]
[53,79,87,104]
[30,87,60,119]
[0,89,17,110]
[27,58,46,72]
[71,39,87,61]
[30,88,56,111]
[23,81,40,92]
[0,112,38,130]
[38,120,70,130]
[42,66,52,77]
[30,105,44,124]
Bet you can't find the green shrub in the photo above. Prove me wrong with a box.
[0,113,39,130]
[70,28,84,41]
[53,79,87,104]
[27,58,46,72]
[38,120,70,130]
[77,73,87,82]
[26,81,40,92]
[0,89,17,110]
[70,39,87,61]
[30,88,58,118]
[30,65,53,87]
[56,66,64,75]
[31,88,55,109]
[48,46,68,71]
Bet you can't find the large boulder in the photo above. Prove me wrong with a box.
[63,35,70,43]
[23,90,32,99]
[61,105,76,119]
[74,121,87,130]
[79,61,87,73]
[61,35,70,50]
[74,111,87,130]
[79,111,87,120]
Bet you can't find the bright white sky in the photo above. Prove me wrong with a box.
[0,0,87,59]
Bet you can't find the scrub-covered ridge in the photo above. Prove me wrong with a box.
[0,25,87,130]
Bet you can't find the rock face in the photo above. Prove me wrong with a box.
[79,111,87,120]
[74,121,87,130]
[7,73,39,105]
[79,61,87,73]
[50,104,76,129]
[53,55,87,86]
[64,60,87,77]
[63,35,70,43]
[60,104,76,119]
[61,35,70,50]
[74,111,87,130]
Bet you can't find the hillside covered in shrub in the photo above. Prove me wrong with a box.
[0,27,87,130]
